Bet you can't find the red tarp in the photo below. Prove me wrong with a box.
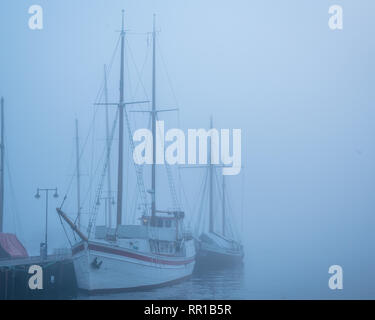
[0,233,29,259]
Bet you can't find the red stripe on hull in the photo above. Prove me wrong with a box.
[72,243,84,255]
[72,242,195,266]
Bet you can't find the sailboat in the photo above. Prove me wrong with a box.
[194,118,244,269]
[0,97,29,260]
[56,13,195,293]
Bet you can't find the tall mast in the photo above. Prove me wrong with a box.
[209,116,214,233]
[151,14,156,220]
[116,10,126,227]
[75,119,81,230]
[0,97,4,232]
[222,175,225,236]
[104,65,112,228]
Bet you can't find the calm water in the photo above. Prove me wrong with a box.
[71,245,375,300]
[77,265,249,300]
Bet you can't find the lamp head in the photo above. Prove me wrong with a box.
[34,189,40,199]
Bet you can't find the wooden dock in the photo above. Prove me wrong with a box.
[0,252,77,300]
[0,253,71,267]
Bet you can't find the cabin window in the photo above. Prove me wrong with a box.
[157,219,163,228]
[160,242,167,252]
[175,242,181,253]
[150,240,176,254]
[150,240,155,252]
[165,220,171,228]
[169,243,174,254]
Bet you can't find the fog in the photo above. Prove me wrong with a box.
[0,0,375,298]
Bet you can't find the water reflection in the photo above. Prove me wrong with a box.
[78,265,246,300]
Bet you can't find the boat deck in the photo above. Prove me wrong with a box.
[0,253,72,268]
[0,253,76,299]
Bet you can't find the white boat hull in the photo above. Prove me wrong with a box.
[72,241,195,293]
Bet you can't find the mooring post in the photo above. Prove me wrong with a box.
[0,268,2,299]
[4,269,8,300]
[59,262,64,298]
[11,268,15,299]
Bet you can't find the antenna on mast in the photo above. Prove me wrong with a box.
[116,10,126,227]
[104,65,112,228]
[75,119,81,231]
[151,14,157,221]
[222,175,225,237]
[121,9,125,33]
[209,116,214,233]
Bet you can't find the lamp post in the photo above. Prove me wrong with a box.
[35,187,58,259]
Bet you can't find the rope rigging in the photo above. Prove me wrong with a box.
[87,108,119,238]
[58,26,190,242]
[60,36,121,210]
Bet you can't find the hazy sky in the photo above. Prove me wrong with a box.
[0,0,375,298]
